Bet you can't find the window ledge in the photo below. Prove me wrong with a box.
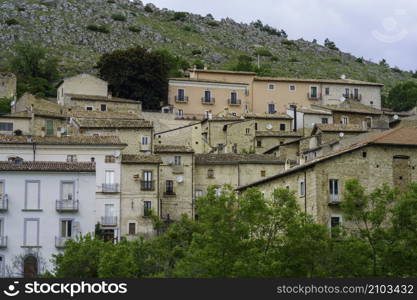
[21,246,42,248]
[22,209,43,212]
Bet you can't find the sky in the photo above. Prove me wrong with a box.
[143,0,417,71]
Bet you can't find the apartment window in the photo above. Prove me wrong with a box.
[86,106,93,111]
[321,118,329,124]
[0,122,13,131]
[354,88,359,99]
[204,90,211,102]
[177,88,185,101]
[230,91,238,104]
[289,85,296,91]
[61,181,74,200]
[362,151,367,158]
[45,120,54,136]
[165,180,174,195]
[141,136,149,145]
[178,109,184,118]
[60,220,73,238]
[325,87,330,95]
[128,223,136,235]
[330,216,341,229]
[24,218,40,247]
[105,170,115,185]
[256,140,262,147]
[105,155,116,163]
[66,155,77,162]
[25,181,40,210]
[254,123,258,130]
[310,86,318,98]
[268,83,275,90]
[195,190,203,198]
[245,128,250,135]
[144,201,152,217]
[300,180,305,197]
[344,88,350,98]
[207,169,214,178]
[100,104,107,112]
[329,179,339,202]
[204,111,209,119]
[174,156,182,166]
[268,104,276,114]
[341,116,349,125]
[261,170,266,177]
[279,124,286,131]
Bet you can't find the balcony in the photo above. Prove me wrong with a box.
[140,180,155,191]
[328,194,341,206]
[101,216,118,227]
[345,93,362,101]
[175,96,189,103]
[0,194,8,211]
[56,199,79,212]
[228,98,241,106]
[201,97,215,105]
[55,236,72,248]
[164,191,176,197]
[307,93,321,100]
[102,183,119,193]
[0,236,7,248]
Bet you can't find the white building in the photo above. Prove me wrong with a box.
[0,160,96,277]
[0,135,126,247]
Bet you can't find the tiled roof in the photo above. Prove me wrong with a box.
[69,110,140,119]
[244,113,293,120]
[237,127,417,191]
[312,102,383,115]
[154,145,194,153]
[189,69,257,75]
[256,131,303,137]
[0,135,125,146]
[195,153,284,165]
[75,118,152,129]
[122,154,162,164]
[314,124,368,133]
[0,161,95,172]
[254,76,384,86]
[294,107,332,115]
[66,93,140,104]
[169,78,249,86]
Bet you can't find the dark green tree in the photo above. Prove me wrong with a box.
[324,38,339,51]
[232,55,255,72]
[386,81,417,111]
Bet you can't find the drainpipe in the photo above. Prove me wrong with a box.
[304,170,307,216]
[191,153,195,219]
[157,164,161,219]
[237,162,241,187]
[32,142,36,162]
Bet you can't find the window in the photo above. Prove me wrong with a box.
[174,156,182,166]
[207,169,214,178]
[230,91,238,104]
[256,140,262,147]
[24,219,40,247]
[144,201,152,217]
[279,124,286,131]
[61,182,74,200]
[60,220,73,238]
[362,151,367,158]
[321,118,329,124]
[325,87,330,95]
[45,120,54,136]
[344,88,350,98]
[141,136,149,145]
[254,123,258,130]
[91,157,95,162]
[289,85,296,91]
[142,170,153,191]
[105,155,116,163]
[86,106,93,111]
[66,155,77,162]
[105,170,115,185]
[0,122,13,131]
[310,86,318,98]
[354,88,359,99]
[261,170,266,177]
[300,180,305,197]
[268,83,275,90]
[128,223,136,235]
[195,190,203,198]
[165,180,174,195]
[178,109,184,118]
[100,104,107,112]
[177,88,185,101]
[25,181,40,210]
[245,128,250,135]
[330,216,341,229]
[268,104,276,114]
[204,111,210,119]
[341,116,349,125]
[204,90,211,102]
[329,179,339,202]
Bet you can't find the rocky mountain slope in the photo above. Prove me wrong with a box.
[0,0,413,91]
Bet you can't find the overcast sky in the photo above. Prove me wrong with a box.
[144,0,417,71]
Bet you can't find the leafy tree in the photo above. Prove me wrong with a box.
[0,98,12,114]
[379,58,389,68]
[231,55,255,72]
[324,38,339,51]
[9,43,60,98]
[98,239,139,277]
[386,80,417,111]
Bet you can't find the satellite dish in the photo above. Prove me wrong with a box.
[340,96,346,102]
[393,114,399,120]
[339,132,345,137]
[340,74,346,80]
[266,124,273,130]
[176,176,184,183]
[113,150,121,158]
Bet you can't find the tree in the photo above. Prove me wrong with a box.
[0,98,13,114]
[324,38,339,51]
[379,58,389,68]
[97,46,177,110]
[386,81,417,111]
[9,43,60,98]
[231,55,255,72]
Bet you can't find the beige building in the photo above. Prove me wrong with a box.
[0,72,16,100]
[168,69,383,118]
[237,127,417,229]
[154,122,204,153]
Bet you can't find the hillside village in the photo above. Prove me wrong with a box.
[0,68,416,277]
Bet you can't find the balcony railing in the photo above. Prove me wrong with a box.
[175,96,189,103]
[228,99,241,106]
[140,180,155,191]
[0,194,8,211]
[164,191,176,196]
[55,236,72,248]
[101,216,118,227]
[102,183,119,193]
[307,93,321,100]
[201,97,215,105]
[328,194,340,205]
[56,199,79,212]
[0,236,7,248]
[345,93,362,101]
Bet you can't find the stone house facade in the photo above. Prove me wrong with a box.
[0,73,16,100]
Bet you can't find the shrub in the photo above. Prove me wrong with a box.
[255,48,272,57]
[324,38,339,51]
[330,57,342,63]
[281,39,296,47]
[144,4,154,13]
[86,24,110,34]
[5,18,19,26]
[172,12,188,21]
[270,56,279,62]
[356,57,364,64]
[107,0,116,3]
[207,20,220,27]
[191,49,202,56]
[111,14,126,22]
[289,56,299,62]
[391,67,402,73]
[128,26,141,33]
[17,7,25,12]
[253,20,287,38]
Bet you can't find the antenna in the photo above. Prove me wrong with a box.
[339,132,345,137]
[393,114,399,120]
[339,96,346,102]
[340,74,346,80]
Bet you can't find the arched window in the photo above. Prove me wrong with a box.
[23,255,38,278]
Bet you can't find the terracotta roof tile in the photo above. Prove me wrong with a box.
[254,76,384,86]
[122,154,162,164]
[0,135,125,146]
[0,161,95,172]
[75,118,152,129]
[195,153,285,165]
[315,124,368,132]
[66,93,139,104]
[256,131,303,137]
[154,145,194,153]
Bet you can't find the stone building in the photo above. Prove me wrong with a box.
[237,127,417,229]
[0,73,16,100]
